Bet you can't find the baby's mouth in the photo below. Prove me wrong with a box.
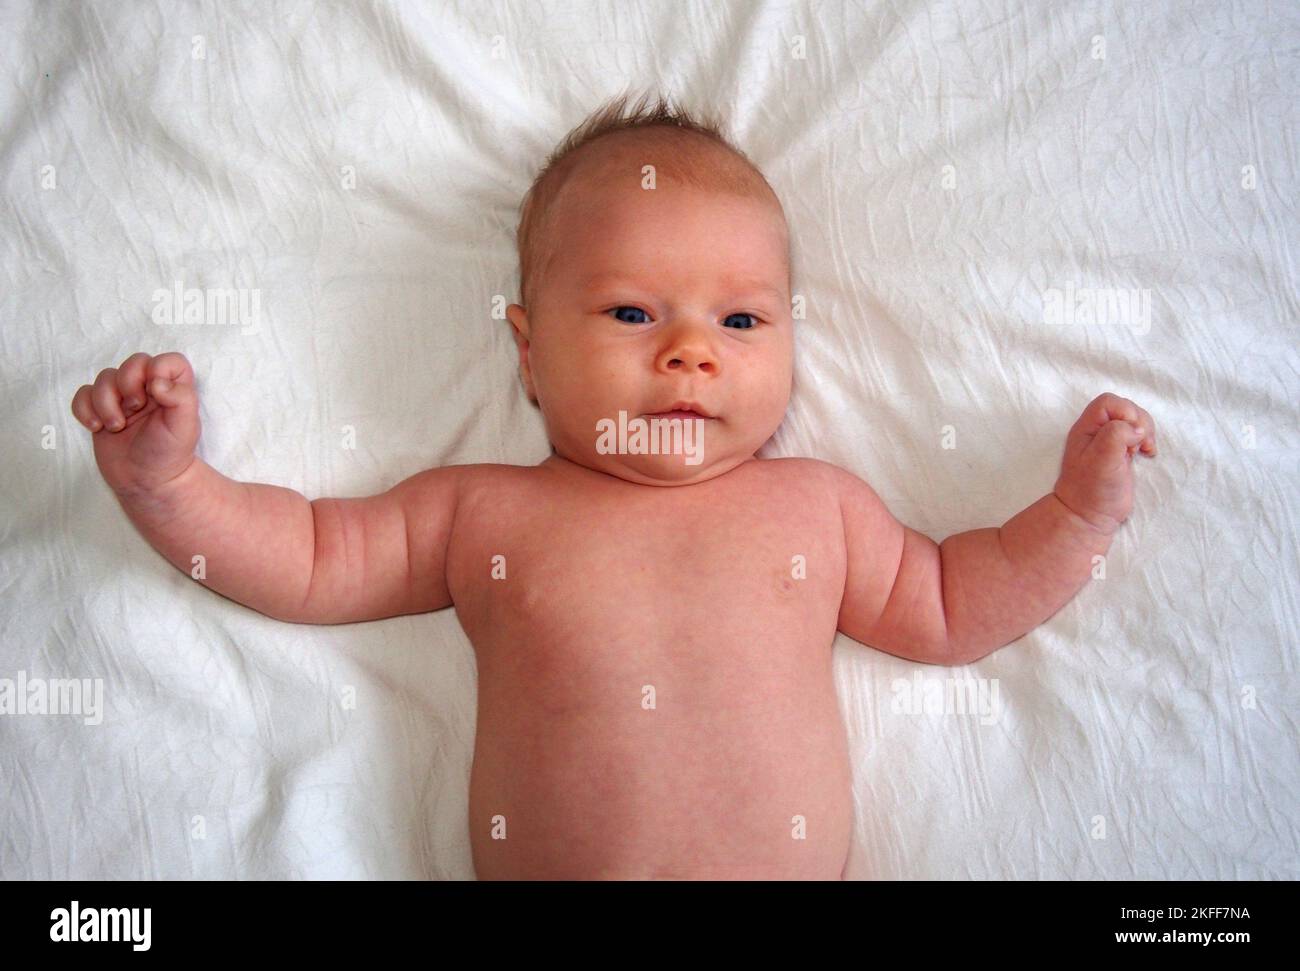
[643,409,715,421]
[641,401,717,421]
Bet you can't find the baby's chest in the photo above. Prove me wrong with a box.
[448,492,847,658]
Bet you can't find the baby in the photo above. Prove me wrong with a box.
[70,94,1158,880]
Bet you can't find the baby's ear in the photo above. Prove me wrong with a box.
[505,303,530,340]
[505,304,537,403]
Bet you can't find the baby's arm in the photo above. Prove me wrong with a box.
[71,352,459,624]
[835,393,1158,665]
[118,459,459,624]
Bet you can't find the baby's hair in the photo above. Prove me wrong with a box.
[515,89,785,309]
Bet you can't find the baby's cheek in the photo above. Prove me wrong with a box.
[747,365,793,417]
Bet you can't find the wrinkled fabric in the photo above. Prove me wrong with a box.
[0,0,1296,879]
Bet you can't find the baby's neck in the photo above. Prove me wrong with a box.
[539,450,760,489]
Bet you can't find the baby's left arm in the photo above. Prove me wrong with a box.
[836,393,1158,665]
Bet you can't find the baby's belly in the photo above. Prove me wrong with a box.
[465,627,853,880]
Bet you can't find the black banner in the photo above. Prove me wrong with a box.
[0,879,1281,957]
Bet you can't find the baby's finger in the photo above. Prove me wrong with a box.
[1072,392,1135,439]
[144,351,197,411]
[144,351,192,387]
[146,373,196,411]
[1134,406,1158,455]
[91,367,127,431]
[1093,392,1141,426]
[70,385,103,432]
[114,352,154,414]
[1093,419,1144,461]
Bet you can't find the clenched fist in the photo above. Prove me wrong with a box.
[1053,392,1158,535]
[70,351,200,496]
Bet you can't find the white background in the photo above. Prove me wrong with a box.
[1,0,1296,879]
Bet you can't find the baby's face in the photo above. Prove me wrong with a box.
[507,168,792,486]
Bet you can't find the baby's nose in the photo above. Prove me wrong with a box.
[656,329,719,374]
[663,352,716,374]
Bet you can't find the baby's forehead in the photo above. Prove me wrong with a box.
[548,134,787,247]
[526,128,790,296]
[563,129,775,204]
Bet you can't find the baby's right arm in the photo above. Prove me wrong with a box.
[71,352,460,624]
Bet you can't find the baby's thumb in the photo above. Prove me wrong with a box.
[1092,419,1143,460]
[148,376,195,411]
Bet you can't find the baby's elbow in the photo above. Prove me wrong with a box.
[258,600,320,625]
[944,633,1010,667]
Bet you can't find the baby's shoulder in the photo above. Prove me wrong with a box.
[741,457,853,509]
[749,456,884,511]
[439,461,536,496]
[750,455,856,490]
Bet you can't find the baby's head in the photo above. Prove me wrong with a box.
[507,93,793,485]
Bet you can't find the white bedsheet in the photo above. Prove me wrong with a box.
[1,0,1296,880]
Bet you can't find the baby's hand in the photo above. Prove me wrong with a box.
[1052,392,1158,535]
[70,351,201,496]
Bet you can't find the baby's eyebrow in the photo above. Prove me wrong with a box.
[581,274,784,299]
[580,274,632,292]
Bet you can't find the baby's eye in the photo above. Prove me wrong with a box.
[609,306,650,324]
[723,313,758,329]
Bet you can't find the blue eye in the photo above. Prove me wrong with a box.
[607,306,760,328]
[609,306,650,324]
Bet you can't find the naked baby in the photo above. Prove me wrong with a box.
[71,95,1158,880]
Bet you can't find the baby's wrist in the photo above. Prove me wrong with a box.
[111,455,201,514]
[1049,488,1120,540]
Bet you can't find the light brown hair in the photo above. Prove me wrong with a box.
[514,90,787,308]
